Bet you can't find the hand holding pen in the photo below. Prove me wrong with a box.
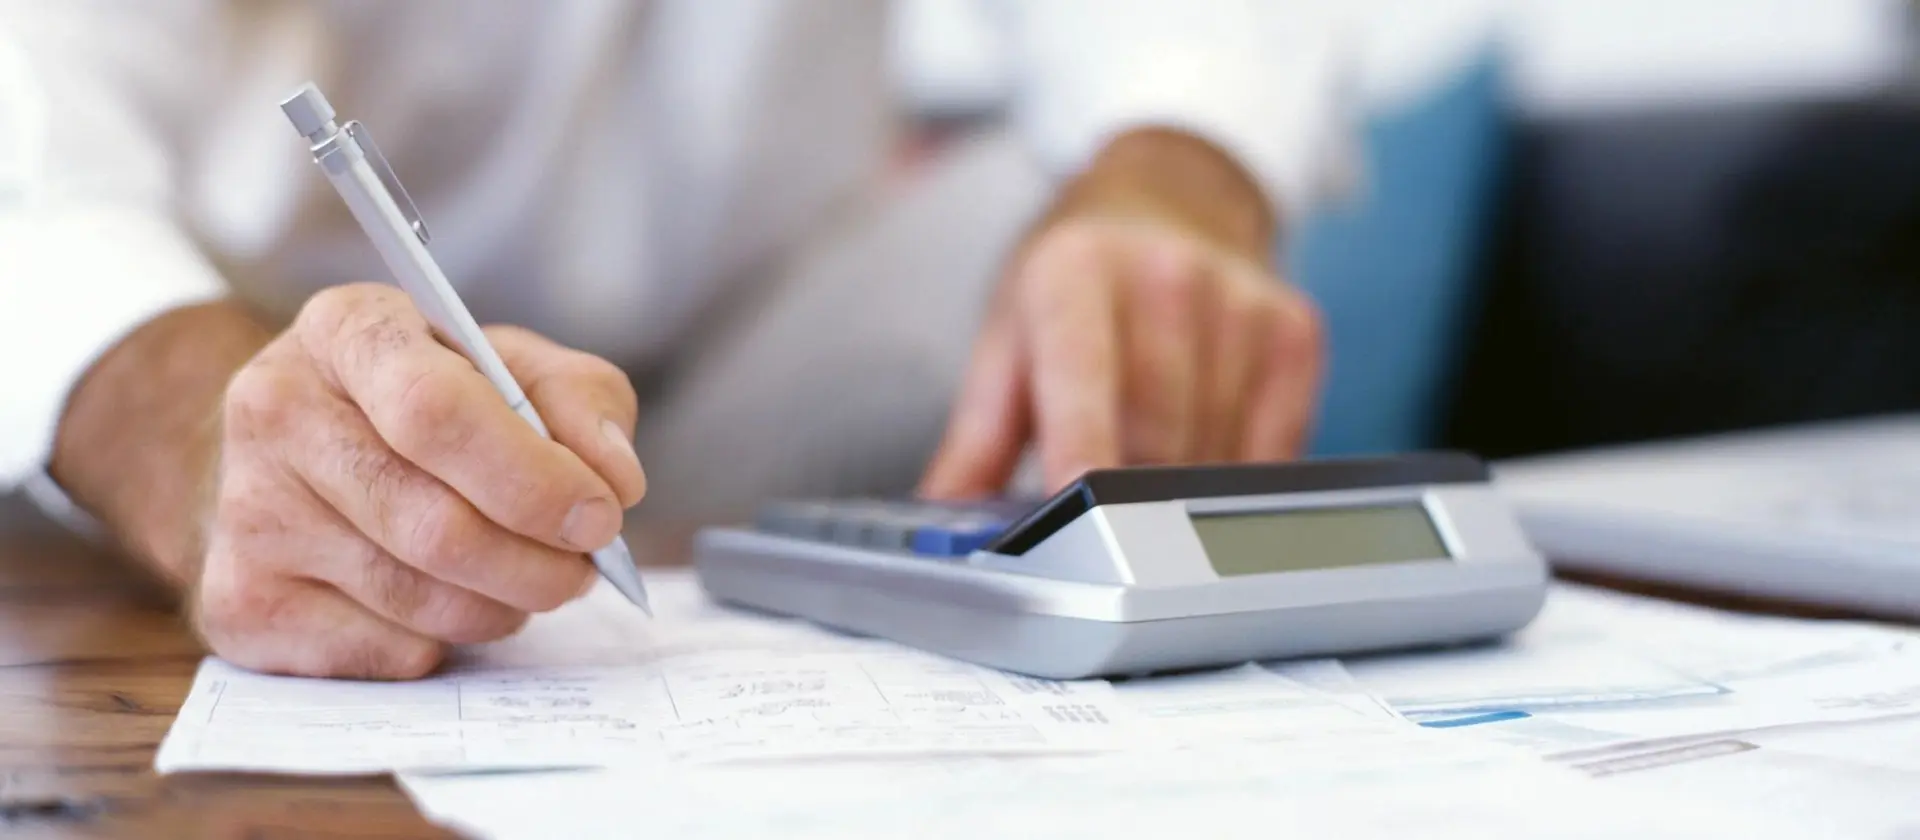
[174,84,652,681]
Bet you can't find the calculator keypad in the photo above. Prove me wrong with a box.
[755,499,1035,558]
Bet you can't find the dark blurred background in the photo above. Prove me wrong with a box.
[1443,84,1920,458]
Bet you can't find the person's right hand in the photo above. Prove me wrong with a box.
[192,283,647,679]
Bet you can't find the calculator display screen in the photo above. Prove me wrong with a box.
[1193,504,1450,576]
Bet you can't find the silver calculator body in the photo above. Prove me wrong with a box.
[693,453,1549,679]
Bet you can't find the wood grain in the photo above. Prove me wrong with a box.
[0,496,456,839]
[0,493,709,840]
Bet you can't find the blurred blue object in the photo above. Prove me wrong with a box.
[1289,54,1508,456]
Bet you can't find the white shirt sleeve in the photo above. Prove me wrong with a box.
[0,2,232,493]
[981,0,1360,225]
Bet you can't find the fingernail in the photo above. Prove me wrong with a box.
[601,418,642,472]
[562,497,621,551]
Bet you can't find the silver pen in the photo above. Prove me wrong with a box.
[279,82,652,616]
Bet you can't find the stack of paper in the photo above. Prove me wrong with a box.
[154,571,1920,839]
[397,744,1842,840]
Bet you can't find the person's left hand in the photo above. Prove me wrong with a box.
[920,128,1325,498]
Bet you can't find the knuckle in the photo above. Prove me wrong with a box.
[400,490,480,577]
[1039,220,1111,266]
[481,322,540,347]
[205,483,317,582]
[360,550,432,623]
[1140,245,1205,302]
[1122,407,1184,464]
[211,470,287,536]
[542,350,632,404]
[303,284,424,386]
[1021,226,1105,294]
[579,356,639,417]
[298,283,396,345]
[1016,257,1085,318]
[339,311,419,374]
[222,361,306,442]
[335,435,422,533]
[213,510,293,577]
[194,560,292,642]
[564,351,630,393]
[384,368,473,459]
[296,285,360,336]
[357,551,514,644]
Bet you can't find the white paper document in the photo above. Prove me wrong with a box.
[1749,712,1920,773]
[397,652,1880,840]
[1539,583,1913,682]
[1339,636,1721,716]
[157,650,1128,774]
[1583,716,1920,840]
[398,744,1843,840]
[156,572,1130,774]
[1402,593,1920,757]
[1111,662,1404,746]
[1338,582,1915,719]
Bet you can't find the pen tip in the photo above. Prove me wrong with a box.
[590,539,653,617]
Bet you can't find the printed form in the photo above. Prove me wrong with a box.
[156,573,1427,775]
[400,657,1628,840]
[156,573,1129,775]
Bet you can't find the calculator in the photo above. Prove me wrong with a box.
[692,452,1549,679]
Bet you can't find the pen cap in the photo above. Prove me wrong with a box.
[281,83,338,140]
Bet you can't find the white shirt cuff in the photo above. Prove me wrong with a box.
[1009,13,1359,228]
[0,205,229,492]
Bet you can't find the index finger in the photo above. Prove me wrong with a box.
[485,325,647,509]
[1018,250,1124,492]
[297,285,625,553]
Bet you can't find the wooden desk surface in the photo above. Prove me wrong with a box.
[0,496,1900,839]
[0,496,708,840]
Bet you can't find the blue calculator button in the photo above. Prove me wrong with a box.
[908,517,1008,557]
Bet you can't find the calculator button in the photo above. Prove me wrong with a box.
[859,511,921,551]
[755,501,837,539]
[814,502,887,548]
[753,498,1031,558]
[908,516,1009,557]
[825,504,882,546]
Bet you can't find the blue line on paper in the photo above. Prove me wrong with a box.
[1417,710,1531,729]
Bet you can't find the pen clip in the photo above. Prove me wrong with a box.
[345,121,431,245]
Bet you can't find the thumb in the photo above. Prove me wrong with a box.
[918,322,1030,500]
